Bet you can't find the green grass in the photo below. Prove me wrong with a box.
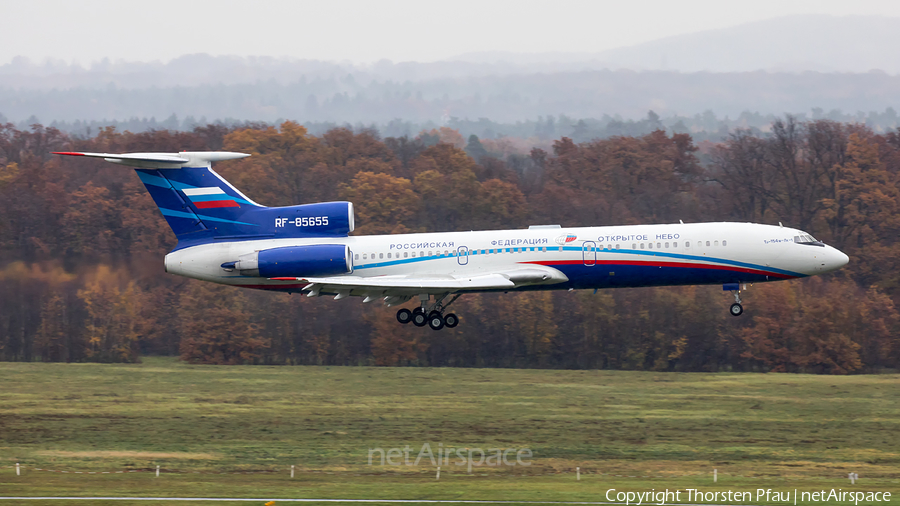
[1,357,898,504]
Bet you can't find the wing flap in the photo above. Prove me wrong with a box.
[293,274,516,290]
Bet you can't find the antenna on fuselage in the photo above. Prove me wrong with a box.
[779,222,783,227]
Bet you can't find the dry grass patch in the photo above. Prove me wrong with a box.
[36,450,222,460]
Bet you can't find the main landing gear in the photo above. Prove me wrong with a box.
[724,283,746,316]
[396,293,460,330]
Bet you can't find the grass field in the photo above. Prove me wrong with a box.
[1,357,898,505]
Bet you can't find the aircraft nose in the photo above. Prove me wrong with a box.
[824,246,849,272]
[836,249,850,268]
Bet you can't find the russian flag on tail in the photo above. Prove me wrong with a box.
[183,187,241,209]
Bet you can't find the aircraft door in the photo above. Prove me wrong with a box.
[457,245,469,265]
[582,241,596,266]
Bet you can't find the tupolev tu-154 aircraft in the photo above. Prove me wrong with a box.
[55,151,850,330]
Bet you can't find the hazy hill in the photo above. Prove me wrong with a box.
[452,15,900,74]
[2,14,900,130]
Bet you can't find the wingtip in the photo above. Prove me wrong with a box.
[52,151,86,156]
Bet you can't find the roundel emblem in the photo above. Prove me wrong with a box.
[555,234,577,245]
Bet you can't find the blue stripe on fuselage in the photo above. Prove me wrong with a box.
[352,246,801,278]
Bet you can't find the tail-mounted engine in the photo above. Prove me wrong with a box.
[223,244,352,278]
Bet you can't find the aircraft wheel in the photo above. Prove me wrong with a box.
[444,313,459,328]
[412,311,428,327]
[730,303,743,316]
[396,308,412,324]
[428,313,445,330]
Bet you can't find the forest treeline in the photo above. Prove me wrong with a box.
[12,107,900,148]
[0,118,898,373]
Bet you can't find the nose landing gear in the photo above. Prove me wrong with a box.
[724,283,746,316]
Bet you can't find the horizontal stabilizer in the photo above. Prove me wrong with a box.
[53,151,249,168]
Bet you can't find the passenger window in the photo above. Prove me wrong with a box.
[632,244,636,249]
[648,243,653,249]
[673,242,677,248]
[665,242,669,248]
[428,251,432,256]
[714,241,719,247]
[706,241,710,247]
[685,241,690,247]
[722,240,727,246]
[640,243,645,249]
[380,253,384,259]
[615,244,620,249]
[657,242,661,249]
[355,254,359,260]
[404,252,408,258]
[363,254,367,260]
[558,246,563,251]
[387,253,391,258]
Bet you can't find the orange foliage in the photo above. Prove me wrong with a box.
[0,119,898,371]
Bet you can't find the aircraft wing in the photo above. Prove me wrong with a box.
[271,266,568,299]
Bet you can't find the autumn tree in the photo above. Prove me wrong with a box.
[339,172,422,234]
[177,282,269,364]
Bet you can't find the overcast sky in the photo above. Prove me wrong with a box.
[4,0,900,65]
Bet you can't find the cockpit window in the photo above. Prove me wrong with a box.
[794,233,824,246]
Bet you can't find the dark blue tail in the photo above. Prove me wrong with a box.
[55,151,354,249]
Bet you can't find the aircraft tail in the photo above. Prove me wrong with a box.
[54,151,355,247]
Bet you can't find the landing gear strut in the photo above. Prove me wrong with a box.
[396,293,461,330]
[725,283,744,316]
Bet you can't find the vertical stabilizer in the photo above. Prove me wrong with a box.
[54,151,355,247]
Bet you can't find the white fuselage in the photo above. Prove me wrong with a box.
[165,222,849,294]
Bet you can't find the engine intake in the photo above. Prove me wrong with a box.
[227,244,352,278]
